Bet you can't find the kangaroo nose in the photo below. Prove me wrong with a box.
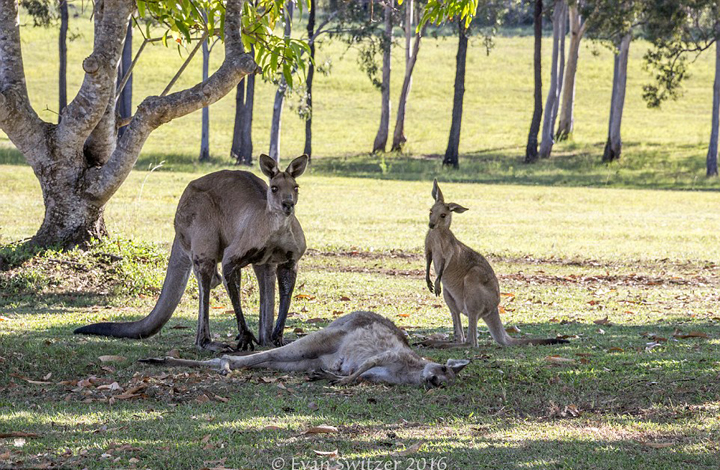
[429,222,435,229]
[282,201,294,213]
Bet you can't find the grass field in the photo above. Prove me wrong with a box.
[1,164,720,469]
[1,8,720,470]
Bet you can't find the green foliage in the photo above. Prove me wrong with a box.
[417,0,479,28]
[135,0,310,89]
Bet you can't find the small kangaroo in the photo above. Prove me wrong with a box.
[140,311,471,388]
[75,154,309,351]
[425,180,567,347]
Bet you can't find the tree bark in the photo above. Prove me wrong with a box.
[556,4,586,141]
[0,0,259,247]
[443,21,468,169]
[116,20,132,139]
[372,1,393,153]
[303,0,316,159]
[200,34,210,162]
[539,0,567,159]
[58,0,68,120]
[708,37,720,177]
[602,32,631,163]
[231,45,255,166]
[268,2,295,162]
[392,1,426,152]
[525,0,543,163]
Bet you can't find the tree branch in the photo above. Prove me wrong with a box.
[0,0,47,162]
[85,0,259,205]
[56,0,134,153]
[161,30,209,96]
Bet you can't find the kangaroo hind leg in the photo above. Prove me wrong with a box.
[193,256,234,353]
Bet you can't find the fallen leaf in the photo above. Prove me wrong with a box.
[313,449,339,458]
[308,402,319,411]
[545,355,576,365]
[97,382,122,391]
[505,325,521,334]
[593,317,611,325]
[201,434,211,444]
[293,327,304,334]
[98,355,127,363]
[170,325,189,330]
[498,306,506,314]
[339,296,351,301]
[607,347,624,352]
[397,313,410,318]
[13,438,25,447]
[42,373,52,381]
[213,394,229,403]
[196,394,210,404]
[128,458,139,464]
[166,349,180,358]
[564,404,581,417]
[391,442,423,456]
[0,432,40,439]
[332,311,344,316]
[262,425,284,431]
[294,294,316,300]
[673,331,709,339]
[305,425,339,434]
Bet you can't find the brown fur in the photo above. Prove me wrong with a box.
[75,155,309,351]
[140,311,470,387]
[424,180,568,348]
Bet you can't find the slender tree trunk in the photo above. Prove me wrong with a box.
[556,4,585,141]
[199,35,210,162]
[269,2,294,162]
[372,1,393,153]
[58,0,68,120]
[116,20,132,139]
[303,0,316,159]
[231,46,255,166]
[707,37,720,177]
[392,1,425,151]
[602,32,631,163]
[539,0,567,159]
[525,0,543,163]
[443,21,468,169]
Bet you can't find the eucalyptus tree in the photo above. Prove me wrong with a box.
[0,0,306,247]
[373,0,395,153]
[538,0,567,159]
[525,0,543,163]
[642,0,719,176]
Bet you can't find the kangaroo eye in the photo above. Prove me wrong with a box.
[441,366,448,373]
[294,186,299,192]
[441,214,446,218]
[271,186,278,193]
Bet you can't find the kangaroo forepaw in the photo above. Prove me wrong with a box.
[426,279,434,294]
[235,330,258,351]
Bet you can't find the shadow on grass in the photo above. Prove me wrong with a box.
[4,143,719,191]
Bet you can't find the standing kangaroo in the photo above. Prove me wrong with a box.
[75,154,309,351]
[425,180,567,347]
[140,311,470,388]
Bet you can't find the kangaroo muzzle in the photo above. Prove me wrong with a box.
[282,201,295,215]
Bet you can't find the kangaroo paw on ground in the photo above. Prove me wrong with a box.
[235,330,258,351]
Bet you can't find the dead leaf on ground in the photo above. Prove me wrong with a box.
[607,347,624,353]
[98,355,127,363]
[545,355,576,365]
[673,331,709,339]
[97,382,122,391]
[262,425,284,431]
[339,296,351,301]
[505,325,521,334]
[313,449,339,458]
[305,425,339,434]
[201,434,211,444]
[391,442,423,456]
[397,313,410,318]
[593,317,611,326]
[170,325,190,330]
[0,431,40,439]
[166,349,180,358]
[308,402,319,411]
[294,294,316,300]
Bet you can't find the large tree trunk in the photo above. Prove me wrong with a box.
[303,0,316,159]
[116,20,132,139]
[539,0,567,159]
[58,0,68,120]
[0,0,258,248]
[443,21,468,169]
[708,37,720,177]
[231,48,255,166]
[268,2,294,162]
[199,34,210,162]
[372,1,393,153]
[602,32,632,163]
[391,1,426,152]
[525,0,543,164]
[556,4,586,141]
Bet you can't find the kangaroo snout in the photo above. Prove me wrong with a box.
[428,222,435,229]
[282,200,295,214]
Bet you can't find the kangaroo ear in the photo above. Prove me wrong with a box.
[432,179,444,202]
[259,154,279,178]
[448,203,468,213]
[446,359,470,374]
[286,154,309,178]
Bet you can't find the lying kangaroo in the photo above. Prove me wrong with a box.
[140,311,470,387]
[75,155,309,351]
[425,180,567,347]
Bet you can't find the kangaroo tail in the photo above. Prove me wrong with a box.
[485,308,569,346]
[74,238,192,339]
